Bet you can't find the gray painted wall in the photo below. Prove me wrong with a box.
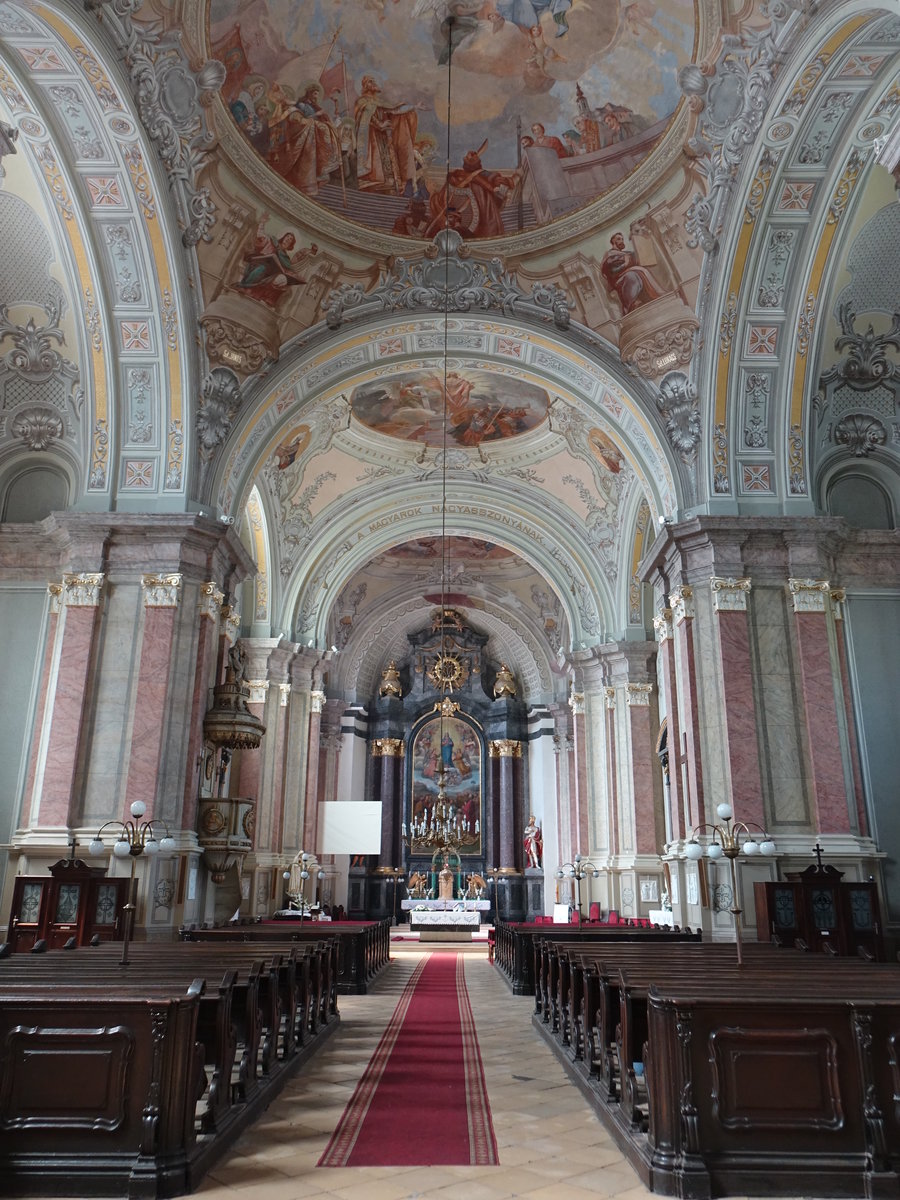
[845,592,900,924]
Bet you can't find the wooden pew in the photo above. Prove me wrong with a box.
[0,938,343,1197]
[529,936,900,1198]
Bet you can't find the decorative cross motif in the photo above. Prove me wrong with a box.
[68,835,78,862]
[812,841,826,871]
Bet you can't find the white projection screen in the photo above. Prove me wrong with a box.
[317,801,383,854]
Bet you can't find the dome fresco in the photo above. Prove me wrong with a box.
[210,0,696,240]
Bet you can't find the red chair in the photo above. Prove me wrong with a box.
[607,909,620,926]
[588,902,601,923]
[570,909,582,925]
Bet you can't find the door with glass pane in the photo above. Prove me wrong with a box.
[8,877,49,951]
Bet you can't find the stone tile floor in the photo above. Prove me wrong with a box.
[192,945,758,1200]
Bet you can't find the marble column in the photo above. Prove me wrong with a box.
[710,577,765,832]
[181,583,223,833]
[626,683,659,855]
[372,738,404,869]
[604,687,619,857]
[302,689,325,853]
[568,689,589,856]
[789,579,854,834]
[653,608,685,841]
[829,589,868,835]
[489,739,521,869]
[669,585,704,832]
[124,574,183,816]
[22,583,63,828]
[34,573,105,828]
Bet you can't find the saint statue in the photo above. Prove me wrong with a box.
[379,660,402,698]
[493,662,517,698]
[524,815,543,869]
[438,853,455,900]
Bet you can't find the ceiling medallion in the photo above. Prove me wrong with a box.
[428,652,465,693]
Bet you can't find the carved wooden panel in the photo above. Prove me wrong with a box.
[710,1026,843,1130]
[0,1024,134,1131]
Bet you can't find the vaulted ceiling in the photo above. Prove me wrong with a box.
[0,0,898,705]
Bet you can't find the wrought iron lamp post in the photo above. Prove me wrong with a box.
[88,800,176,965]
[282,851,325,920]
[684,802,776,965]
[556,853,600,917]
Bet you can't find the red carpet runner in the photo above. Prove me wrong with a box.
[319,952,498,1166]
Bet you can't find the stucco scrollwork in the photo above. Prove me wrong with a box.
[323,229,572,331]
[680,6,793,255]
[656,371,701,463]
[85,0,222,246]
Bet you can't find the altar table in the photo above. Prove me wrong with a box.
[408,909,481,941]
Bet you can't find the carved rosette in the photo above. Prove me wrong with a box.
[669,585,695,623]
[711,576,752,613]
[371,738,404,758]
[626,683,653,706]
[488,739,522,758]
[63,572,104,607]
[788,578,830,614]
[141,573,182,608]
[198,582,224,620]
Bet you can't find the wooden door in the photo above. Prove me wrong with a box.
[7,877,49,951]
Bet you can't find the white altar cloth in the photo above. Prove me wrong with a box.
[401,899,489,912]
[408,910,480,927]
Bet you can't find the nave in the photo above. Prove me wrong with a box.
[183,944,773,1200]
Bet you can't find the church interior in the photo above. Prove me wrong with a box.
[1,0,899,1195]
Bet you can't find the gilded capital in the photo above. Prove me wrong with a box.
[310,689,325,714]
[653,609,673,643]
[626,683,653,706]
[569,690,585,715]
[372,737,404,758]
[711,576,751,612]
[48,582,63,615]
[669,585,694,623]
[198,582,224,620]
[489,739,522,758]
[789,578,830,613]
[604,686,616,709]
[62,572,104,607]
[222,604,242,644]
[247,679,269,705]
[141,573,182,608]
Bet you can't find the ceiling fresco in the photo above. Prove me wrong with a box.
[350,367,549,446]
[209,0,695,240]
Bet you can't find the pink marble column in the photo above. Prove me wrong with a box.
[181,583,223,832]
[653,610,684,841]
[489,740,521,869]
[23,584,63,828]
[710,577,765,831]
[626,684,659,854]
[605,687,620,856]
[301,691,324,852]
[831,589,868,835]
[570,691,589,855]
[124,575,182,816]
[790,579,852,834]
[38,573,105,828]
[269,685,289,855]
[670,585,704,832]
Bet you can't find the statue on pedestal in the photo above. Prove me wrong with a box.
[524,814,543,869]
[438,852,455,900]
